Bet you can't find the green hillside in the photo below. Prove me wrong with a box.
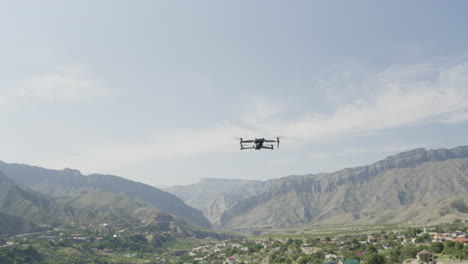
[0,162,211,228]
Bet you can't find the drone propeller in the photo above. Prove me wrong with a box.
[276,136,285,148]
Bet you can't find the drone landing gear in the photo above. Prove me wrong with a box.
[261,145,274,150]
[241,146,255,150]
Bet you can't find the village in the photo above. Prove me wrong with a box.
[181,226,468,264]
[1,222,468,264]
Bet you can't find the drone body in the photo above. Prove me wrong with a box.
[240,137,280,150]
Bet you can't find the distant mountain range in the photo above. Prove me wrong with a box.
[166,178,271,225]
[167,146,468,229]
[0,161,211,228]
[3,146,468,236]
[0,168,227,238]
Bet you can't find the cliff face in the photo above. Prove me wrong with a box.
[218,146,468,229]
[166,178,271,225]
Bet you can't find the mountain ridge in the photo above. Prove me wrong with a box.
[165,146,468,230]
[217,146,468,229]
[0,161,211,228]
[0,174,227,239]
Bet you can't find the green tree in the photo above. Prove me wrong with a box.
[415,233,430,243]
[454,241,463,250]
[363,253,386,264]
[401,245,418,260]
[366,245,378,254]
[298,255,313,264]
[429,242,444,253]
[444,240,455,249]
[388,246,402,263]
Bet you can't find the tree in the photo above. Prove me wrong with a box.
[363,253,387,264]
[429,242,444,253]
[298,255,313,264]
[455,242,464,250]
[366,245,378,254]
[415,233,430,243]
[444,240,455,249]
[405,228,422,238]
[401,245,418,260]
[388,246,402,263]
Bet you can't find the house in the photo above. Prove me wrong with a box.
[225,256,238,264]
[382,244,393,249]
[416,250,435,263]
[453,237,468,244]
[432,233,452,242]
[301,244,320,254]
[367,236,377,244]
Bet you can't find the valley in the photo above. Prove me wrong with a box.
[2,146,468,263]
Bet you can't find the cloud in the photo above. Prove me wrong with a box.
[441,111,468,123]
[39,122,256,173]
[254,60,468,142]
[2,65,108,105]
[306,143,424,161]
[39,60,468,172]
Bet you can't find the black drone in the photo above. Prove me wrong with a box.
[239,137,280,150]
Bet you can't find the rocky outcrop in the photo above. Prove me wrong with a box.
[218,146,468,229]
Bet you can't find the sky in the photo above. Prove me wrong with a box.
[1,0,468,187]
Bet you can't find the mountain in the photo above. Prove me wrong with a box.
[0,168,221,235]
[0,212,37,236]
[0,171,59,225]
[166,178,264,209]
[51,190,226,239]
[217,146,468,229]
[0,169,225,239]
[0,162,211,228]
[0,171,39,235]
[166,178,271,225]
[317,193,468,225]
[49,190,154,225]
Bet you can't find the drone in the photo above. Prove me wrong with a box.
[239,137,280,150]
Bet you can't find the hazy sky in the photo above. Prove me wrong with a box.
[1,1,468,187]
